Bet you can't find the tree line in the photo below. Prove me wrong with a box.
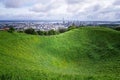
[7,25,120,35]
[8,26,78,35]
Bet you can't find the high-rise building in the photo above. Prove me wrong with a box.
[63,18,65,25]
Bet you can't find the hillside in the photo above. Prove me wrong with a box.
[0,27,120,80]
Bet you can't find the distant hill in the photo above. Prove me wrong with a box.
[0,27,120,80]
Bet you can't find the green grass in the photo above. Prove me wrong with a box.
[0,27,120,80]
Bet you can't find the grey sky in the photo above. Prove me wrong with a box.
[0,0,119,20]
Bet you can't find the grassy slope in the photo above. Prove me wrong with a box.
[0,27,120,80]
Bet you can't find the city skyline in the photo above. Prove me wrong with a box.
[0,0,120,21]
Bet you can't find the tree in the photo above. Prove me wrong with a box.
[115,27,120,31]
[44,31,48,35]
[8,27,15,33]
[48,29,57,35]
[58,28,67,33]
[37,31,45,35]
[18,31,24,33]
[68,26,77,31]
[24,28,37,35]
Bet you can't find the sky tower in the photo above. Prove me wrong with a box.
[63,18,65,25]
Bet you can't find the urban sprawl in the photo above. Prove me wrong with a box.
[0,21,120,31]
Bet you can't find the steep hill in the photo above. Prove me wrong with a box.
[0,27,120,80]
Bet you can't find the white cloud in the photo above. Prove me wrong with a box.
[0,0,31,8]
[0,0,119,20]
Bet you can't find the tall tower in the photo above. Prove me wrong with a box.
[63,18,65,25]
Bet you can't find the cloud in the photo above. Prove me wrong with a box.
[0,0,34,8]
[67,0,120,20]
[113,0,120,5]
[0,0,120,20]
[30,0,65,13]
[65,0,82,4]
[0,0,25,8]
[0,13,47,20]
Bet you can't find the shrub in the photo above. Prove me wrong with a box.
[115,27,120,31]
[48,30,58,35]
[44,31,48,35]
[68,26,77,31]
[37,31,45,35]
[18,31,24,33]
[58,28,67,33]
[8,27,15,33]
[24,28,37,35]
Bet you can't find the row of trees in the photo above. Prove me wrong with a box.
[24,28,60,35]
[24,28,68,35]
[7,25,78,35]
[22,26,78,35]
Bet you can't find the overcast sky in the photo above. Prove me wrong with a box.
[0,0,120,20]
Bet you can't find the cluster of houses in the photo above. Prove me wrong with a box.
[14,23,67,31]
[0,27,10,31]
[0,22,67,31]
